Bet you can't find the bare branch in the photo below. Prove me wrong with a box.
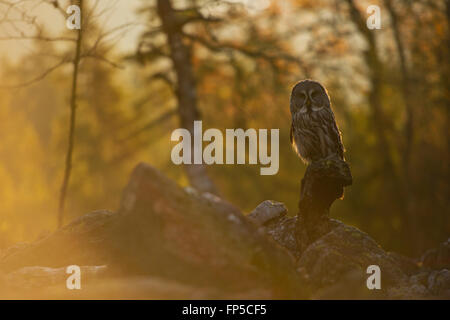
[81,52,124,69]
[0,35,75,41]
[120,109,177,142]
[0,58,69,88]
[148,71,176,89]
[182,32,303,69]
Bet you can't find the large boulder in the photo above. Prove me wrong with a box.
[256,212,450,299]
[296,220,409,299]
[420,238,450,270]
[0,163,306,299]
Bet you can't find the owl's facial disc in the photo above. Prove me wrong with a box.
[295,91,308,113]
[311,105,324,112]
[291,80,330,115]
[309,89,325,112]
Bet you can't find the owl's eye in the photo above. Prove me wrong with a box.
[310,90,319,100]
[297,92,306,102]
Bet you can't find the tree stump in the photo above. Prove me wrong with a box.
[295,156,352,253]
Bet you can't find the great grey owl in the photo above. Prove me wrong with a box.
[290,80,344,163]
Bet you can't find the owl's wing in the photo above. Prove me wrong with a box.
[323,108,345,159]
[290,123,294,145]
[329,113,345,159]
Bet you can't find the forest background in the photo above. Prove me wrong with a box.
[0,0,448,258]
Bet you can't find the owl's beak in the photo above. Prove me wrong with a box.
[304,97,311,110]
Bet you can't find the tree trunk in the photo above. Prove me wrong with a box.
[344,0,408,233]
[156,0,218,195]
[58,0,83,228]
[384,0,419,251]
[345,0,397,180]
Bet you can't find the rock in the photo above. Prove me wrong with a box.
[0,163,307,299]
[265,216,300,258]
[386,283,430,299]
[1,161,448,300]
[0,210,118,273]
[261,215,448,299]
[420,238,450,270]
[195,190,243,218]
[296,220,408,296]
[312,269,385,299]
[386,251,420,276]
[247,200,288,226]
[4,265,107,289]
[427,269,450,296]
[409,271,429,288]
[389,268,450,299]
[1,242,29,260]
[113,163,306,297]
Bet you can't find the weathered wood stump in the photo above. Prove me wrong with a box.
[295,156,352,253]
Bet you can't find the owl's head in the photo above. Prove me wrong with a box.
[290,79,330,115]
